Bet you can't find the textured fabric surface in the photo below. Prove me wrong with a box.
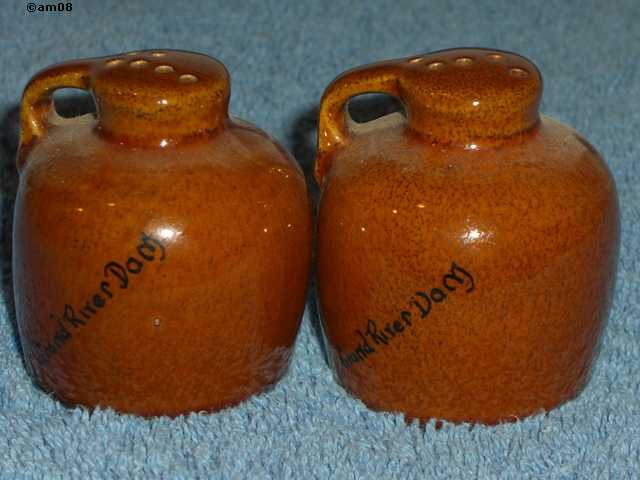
[1,0,639,478]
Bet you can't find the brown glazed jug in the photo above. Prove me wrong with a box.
[14,50,311,416]
[315,48,619,425]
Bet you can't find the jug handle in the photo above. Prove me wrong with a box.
[315,61,403,183]
[17,61,92,170]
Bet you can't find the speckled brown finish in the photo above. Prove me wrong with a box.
[14,50,311,417]
[315,48,620,425]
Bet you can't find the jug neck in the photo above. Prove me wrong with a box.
[317,48,543,179]
[399,49,541,145]
[17,50,232,171]
[91,50,230,146]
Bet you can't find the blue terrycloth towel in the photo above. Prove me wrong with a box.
[1,0,639,477]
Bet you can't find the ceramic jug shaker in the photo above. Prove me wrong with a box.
[14,50,311,416]
[315,48,619,424]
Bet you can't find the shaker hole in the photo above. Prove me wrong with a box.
[347,93,405,124]
[155,65,174,73]
[106,59,124,67]
[151,52,166,57]
[455,57,473,65]
[427,61,445,70]
[53,88,96,119]
[509,67,529,78]
[179,73,198,84]
[487,53,504,61]
[129,59,149,68]
[408,56,424,64]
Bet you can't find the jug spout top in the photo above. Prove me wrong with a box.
[89,50,230,145]
[401,48,543,144]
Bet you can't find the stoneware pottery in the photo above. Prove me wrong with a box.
[14,50,311,416]
[315,48,619,425]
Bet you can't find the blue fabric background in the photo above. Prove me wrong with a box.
[1,0,639,478]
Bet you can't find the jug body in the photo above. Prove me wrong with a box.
[315,49,619,424]
[14,50,311,416]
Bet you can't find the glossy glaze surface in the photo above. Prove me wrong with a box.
[315,48,619,425]
[14,50,311,416]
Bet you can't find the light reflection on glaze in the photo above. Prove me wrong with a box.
[156,226,182,241]
[460,226,494,245]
